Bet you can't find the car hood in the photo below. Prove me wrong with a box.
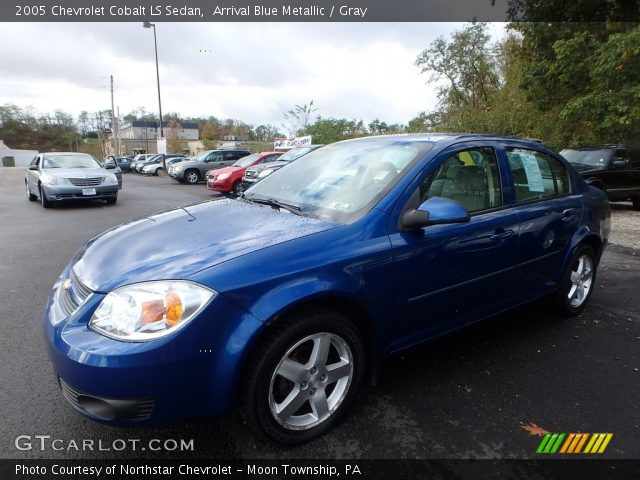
[71,199,339,293]
[43,168,107,178]
[210,166,243,176]
[569,163,604,173]
[173,160,199,168]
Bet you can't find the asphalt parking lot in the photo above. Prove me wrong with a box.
[0,167,638,460]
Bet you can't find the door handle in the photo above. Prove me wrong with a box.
[490,228,515,242]
[561,208,577,222]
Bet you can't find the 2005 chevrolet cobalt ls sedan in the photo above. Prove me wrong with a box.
[44,134,610,444]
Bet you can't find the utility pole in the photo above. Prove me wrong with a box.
[110,75,117,157]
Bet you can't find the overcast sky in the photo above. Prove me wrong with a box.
[0,22,507,127]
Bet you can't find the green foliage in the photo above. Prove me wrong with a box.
[306,117,367,144]
[0,104,81,151]
[414,21,640,148]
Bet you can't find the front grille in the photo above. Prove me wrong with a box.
[245,170,257,179]
[58,269,93,316]
[69,177,103,186]
[59,378,155,420]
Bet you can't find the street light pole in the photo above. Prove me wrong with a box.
[143,21,165,169]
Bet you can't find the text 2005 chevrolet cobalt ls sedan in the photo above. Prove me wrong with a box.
[44,135,610,444]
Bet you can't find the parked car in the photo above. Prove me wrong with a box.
[141,155,188,175]
[43,135,609,444]
[206,152,283,195]
[168,149,252,184]
[26,152,119,208]
[560,144,640,209]
[131,155,163,173]
[101,158,123,189]
[114,156,134,172]
[242,145,323,190]
[130,153,156,171]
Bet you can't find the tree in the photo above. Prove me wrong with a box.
[282,100,317,137]
[415,22,500,132]
[306,117,366,144]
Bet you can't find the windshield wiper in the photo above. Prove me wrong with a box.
[250,197,305,216]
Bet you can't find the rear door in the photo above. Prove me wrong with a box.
[501,144,582,297]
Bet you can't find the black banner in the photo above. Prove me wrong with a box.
[2,0,639,22]
[2,459,640,480]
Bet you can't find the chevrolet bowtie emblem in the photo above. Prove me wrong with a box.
[62,279,72,290]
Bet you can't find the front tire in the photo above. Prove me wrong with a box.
[26,181,37,201]
[554,245,597,316]
[241,308,365,444]
[185,170,200,184]
[232,181,243,196]
[39,185,52,208]
[632,196,640,211]
[106,197,117,205]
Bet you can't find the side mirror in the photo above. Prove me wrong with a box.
[611,159,627,169]
[401,196,470,231]
[29,164,38,171]
[104,160,116,169]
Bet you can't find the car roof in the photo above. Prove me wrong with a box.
[564,144,630,150]
[343,133,549,146]
[42,152,91,156]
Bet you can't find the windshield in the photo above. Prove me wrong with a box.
[232,153,261,167]
[43,154,100,169]
[278,146,314,162]
[245,140,430,223]
[561,149,613,168]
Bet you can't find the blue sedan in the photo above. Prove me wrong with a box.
[44,134,610,444]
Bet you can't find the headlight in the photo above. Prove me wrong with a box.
[105,173,118,184]
[257,169,274,179]
[216,173,231,180]
[89,281,215,342]
[175,166,184,172]
[40,174,66,186]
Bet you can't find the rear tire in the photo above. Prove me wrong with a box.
[632,196,640,211]
[185,170,200,184]
[553,245,597,316]
[241,308,366,445]
[39,185,52,208]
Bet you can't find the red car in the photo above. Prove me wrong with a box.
[206,151,283,195]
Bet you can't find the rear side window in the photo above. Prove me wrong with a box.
[506,148,570,203]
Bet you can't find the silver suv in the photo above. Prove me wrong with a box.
[168,149,251,184]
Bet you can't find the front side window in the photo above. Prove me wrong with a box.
[507,148,570,203]
[420,147,502,213]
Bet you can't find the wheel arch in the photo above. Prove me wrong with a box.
[559,228,603,284]
[234,293,379,404]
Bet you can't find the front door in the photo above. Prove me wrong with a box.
[389,143,519,351]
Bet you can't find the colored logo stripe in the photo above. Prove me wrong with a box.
[537,433,613,454]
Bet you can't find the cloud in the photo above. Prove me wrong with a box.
[0,22,507,125]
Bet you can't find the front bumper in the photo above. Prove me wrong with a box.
[207,177,233,192]
[168,170,186,181]
[43,184,118,202]
[43,269,264,426]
